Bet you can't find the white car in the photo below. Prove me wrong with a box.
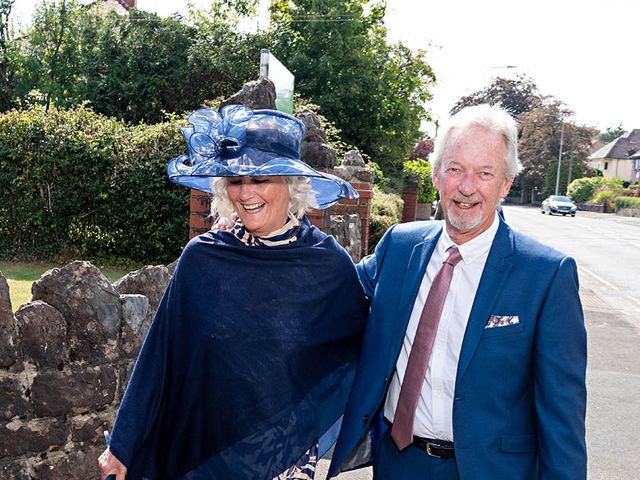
[541,195,577,216]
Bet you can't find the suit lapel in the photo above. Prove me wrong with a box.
[385,226,442,373]
[456,220,515,386]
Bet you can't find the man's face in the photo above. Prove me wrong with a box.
[433,125,513,244]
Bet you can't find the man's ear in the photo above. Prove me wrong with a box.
[432,168,440,190]
[501,177,514,197]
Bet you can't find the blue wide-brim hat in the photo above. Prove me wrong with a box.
[167,104,358,209]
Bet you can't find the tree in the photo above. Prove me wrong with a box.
[0,0,15,110]
[410,138,434,160]
[17,0,84,110]
[598,124,626,143]
[269,0,435,179]
[450,75,542,117]
[518,103,596,198]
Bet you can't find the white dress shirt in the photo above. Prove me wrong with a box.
[384,213,500,441]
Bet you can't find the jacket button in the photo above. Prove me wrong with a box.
[362,414,369,423]
[384,376,389,384]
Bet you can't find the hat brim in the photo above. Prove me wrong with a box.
[167,155,358,209]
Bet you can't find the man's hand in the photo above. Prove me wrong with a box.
[98,448,127,480]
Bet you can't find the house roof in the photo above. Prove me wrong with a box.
[589,129,640,160]
[116,0,135,10]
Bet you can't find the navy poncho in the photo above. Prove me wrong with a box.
[109,219,368,479]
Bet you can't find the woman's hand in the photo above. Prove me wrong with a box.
[98,448,127,480]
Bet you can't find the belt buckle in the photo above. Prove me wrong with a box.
[425,442,445,459]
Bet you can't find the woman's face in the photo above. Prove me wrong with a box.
[226,176,291,236]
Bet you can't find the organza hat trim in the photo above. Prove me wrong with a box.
[167,105,358,209]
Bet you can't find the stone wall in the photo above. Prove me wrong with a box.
[0,262,170,479]
[616,208,640,218]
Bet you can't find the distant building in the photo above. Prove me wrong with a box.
[588,129,640,183]
[91,0,136,16]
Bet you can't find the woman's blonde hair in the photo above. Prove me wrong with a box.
[210,176,319,224]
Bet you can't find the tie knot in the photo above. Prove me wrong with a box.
[444,246,462,267]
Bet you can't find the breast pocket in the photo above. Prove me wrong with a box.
[482,320,524,338]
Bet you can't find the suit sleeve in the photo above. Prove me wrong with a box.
[355,225,397,299]
[534,256,587,480]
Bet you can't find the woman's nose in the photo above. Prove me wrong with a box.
[238,182,254,200]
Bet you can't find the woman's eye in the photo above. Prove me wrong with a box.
[251,178,268,184]
[228,179,242,185]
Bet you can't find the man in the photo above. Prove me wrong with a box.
[328,104,587,479]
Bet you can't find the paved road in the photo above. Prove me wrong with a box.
[319,207,640,479]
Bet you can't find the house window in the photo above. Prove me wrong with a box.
[604,162,608,170]
[635,159,640,170]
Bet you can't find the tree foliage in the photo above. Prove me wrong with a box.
[269,0,435,178]
[518,103,597,197]
[0,0,15,110]
[450,75,542,117]
[597,124,626,143]
[410,138,434,160]
[9,0,268,123]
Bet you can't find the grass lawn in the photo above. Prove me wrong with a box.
[0,260,139,312]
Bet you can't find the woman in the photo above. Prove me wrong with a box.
[98,105,368,480]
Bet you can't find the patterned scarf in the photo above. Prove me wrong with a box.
[230,216,301,247]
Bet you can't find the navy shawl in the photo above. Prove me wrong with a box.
[109,219,368,479]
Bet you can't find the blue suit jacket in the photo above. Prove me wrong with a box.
[328,219,587,480]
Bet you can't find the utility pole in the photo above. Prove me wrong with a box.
[554,120,565,195]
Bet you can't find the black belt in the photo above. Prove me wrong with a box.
[384,418,456,459]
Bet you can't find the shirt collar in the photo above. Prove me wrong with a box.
[440,212,500,264]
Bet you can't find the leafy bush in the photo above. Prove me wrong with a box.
[368,186,403,251]
[0,105,188,263]
[402,159,436,203]
[615,196,640,210]
[567,176,624,203]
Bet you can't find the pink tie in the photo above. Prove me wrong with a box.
[391,246,463,450]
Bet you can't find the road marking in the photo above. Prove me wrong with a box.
[578,266,619,291]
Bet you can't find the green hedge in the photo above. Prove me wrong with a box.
[615,196,640,210]
[0,106,189,263]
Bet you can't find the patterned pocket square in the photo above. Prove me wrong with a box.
[485,315,520,329]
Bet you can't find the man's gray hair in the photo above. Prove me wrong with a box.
[431,104,522,179]
[210,176,319,224]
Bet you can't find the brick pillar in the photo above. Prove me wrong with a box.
[189,189,213,239]
[401,174,419,223]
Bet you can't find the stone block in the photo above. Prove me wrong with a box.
[0,418,68,458]
[31,261,121,362]
[0,273,17,368]
[15,301,67,368]
[0,460,33,480]
[120,294,149,335]
[113,265,169,322]
[300,141,337,169]
[70,411,115,443]
[330,214,362,262]
[296,110,326,143]
[219,77,276,110]
[0,376,29,420]
[34,446,102,480]
[31,366,116,417]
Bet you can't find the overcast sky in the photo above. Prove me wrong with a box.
[11,0,640,136]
